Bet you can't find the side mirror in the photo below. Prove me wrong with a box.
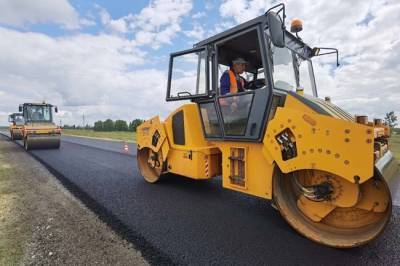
[55,106,58,113]
[267,11,285,48]
[19,105,22,112]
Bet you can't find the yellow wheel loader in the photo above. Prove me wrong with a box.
[20,102,61,150]
[137,4,399,248]
[8,112,24,140]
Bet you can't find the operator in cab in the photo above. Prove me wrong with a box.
[220,57,248,95]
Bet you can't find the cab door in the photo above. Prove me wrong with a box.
[166,47,211,101]
[198,25,274,142]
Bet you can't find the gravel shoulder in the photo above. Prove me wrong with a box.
[0,135,148,265]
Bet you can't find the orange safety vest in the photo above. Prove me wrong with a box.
[228,69,245,93]
[220,70,244,106]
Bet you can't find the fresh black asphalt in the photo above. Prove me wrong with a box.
[2,134,400,265]
[62,135,136,156]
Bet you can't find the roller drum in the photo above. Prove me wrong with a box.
[375,150,400,197]
[12,131,23,140]
[25,134,61,150]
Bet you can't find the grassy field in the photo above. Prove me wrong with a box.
[62,129,136,142]
[389,133,400,160]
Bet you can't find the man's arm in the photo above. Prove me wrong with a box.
[220,72,230,95]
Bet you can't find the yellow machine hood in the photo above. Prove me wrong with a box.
[288,92,354,121]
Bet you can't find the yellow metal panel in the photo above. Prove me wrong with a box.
[136,116,168,153]
[164,103,211,149]
[283,94,318,114]
[10,125,23,130]
[23,124,59,137]
[297,195,336,222]
[264,107,374,183]
[216,142,274,199]
[167,147,221,179]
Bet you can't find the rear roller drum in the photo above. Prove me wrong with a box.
[137,148,163,183]
[273,168,392,248]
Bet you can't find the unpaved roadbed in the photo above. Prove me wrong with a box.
[0,135,148,265]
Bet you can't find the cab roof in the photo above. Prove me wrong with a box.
[193,14,313,73]
[195,15,267,48]
[10,112,23,117]
[22,103,54,107]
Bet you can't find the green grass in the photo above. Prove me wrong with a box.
[389,133,400,161]
[62,129,136,142]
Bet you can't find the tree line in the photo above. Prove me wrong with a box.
[93,119,144,132]
[63,119,144,132]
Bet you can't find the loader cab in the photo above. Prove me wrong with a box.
[166,5,317,142]
[20,103,58,124]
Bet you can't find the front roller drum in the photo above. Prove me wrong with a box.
[273,168,392,248]
[24,135,61,150]
[137,148,163,183]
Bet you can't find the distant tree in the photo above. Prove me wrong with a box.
[103,119,115,131]
[384,111,398,129]
[93,120,103,131]
[129,119,144,132]
[115,120,128,131]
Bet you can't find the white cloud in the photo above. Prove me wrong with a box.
[219,0,269,23]
[0,27,173,126]
[1,0,399,127]
[97,0,192,49]
[97,5,129,34]
[184,24,206,41]
[0,0,84,29]
[192,12,206,19]
[218,0,400,119]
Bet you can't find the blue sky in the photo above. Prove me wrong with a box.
[0,0,399,126]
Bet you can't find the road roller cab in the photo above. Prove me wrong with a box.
[8,112,24,140]
[19,102,61,150]
[137,3,400,247]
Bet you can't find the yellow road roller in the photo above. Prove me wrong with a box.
[20,102,61,150]
[136,3,399,248]
[8,112,24,140]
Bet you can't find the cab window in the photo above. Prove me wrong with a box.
[214,27,266,138]
[167,48,209,101]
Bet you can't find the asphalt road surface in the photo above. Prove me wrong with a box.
[3,133,400,265]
